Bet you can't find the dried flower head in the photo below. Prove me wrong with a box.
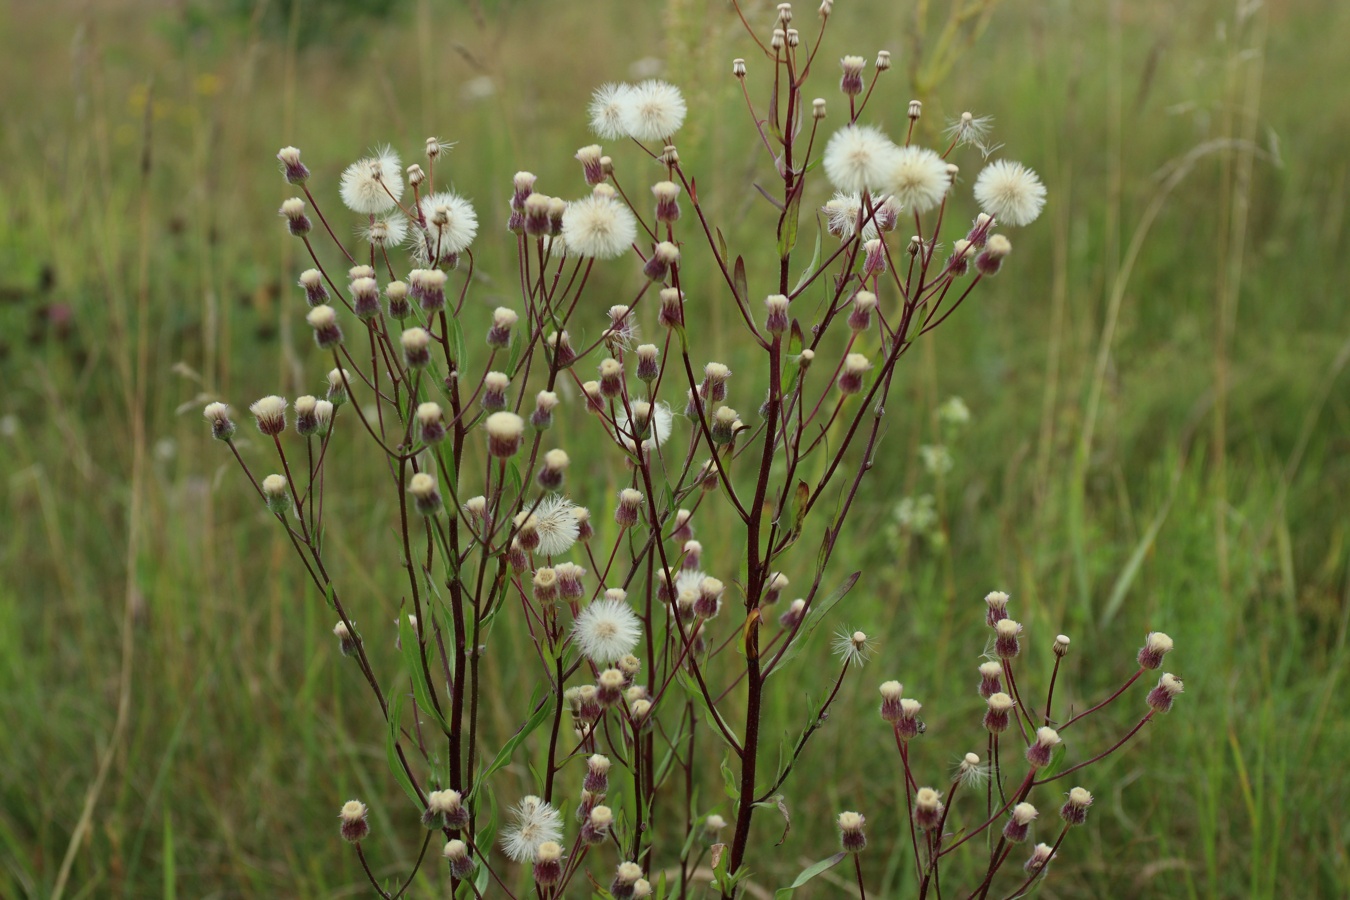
[832,629,875,667]
[913,788,944,830]
[250,395,287,436]
[1061,786,1094,826]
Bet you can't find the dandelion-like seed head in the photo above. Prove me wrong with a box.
[823,125,897,194]
[589,83,636,140]
[534,494,581,558]
[957,752,988,787]
[885,145,949,214]
[361,214,407,248]
[562,193,638,260]
[340,146,404,214]
[832,628,874,667]
[573,597,643,664]
[944,111,998,155]
[973,160,1046,227]
[621,80,687,142]
[412,191,479,262]
[500,796,563,863]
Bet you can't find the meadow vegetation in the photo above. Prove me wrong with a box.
[1,0,1347,896]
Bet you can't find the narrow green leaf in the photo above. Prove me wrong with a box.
[1040,742,1069,780]
[162,808,175,900]
[733,255,748,307]
[385,690,423,807]
[474,688,552,786]
[720,755,739,801]
[774,852,847,897]
[399,612,451,734]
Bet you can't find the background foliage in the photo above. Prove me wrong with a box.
[1,0,1347,896]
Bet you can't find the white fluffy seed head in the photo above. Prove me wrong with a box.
[622,80,687,142]
[339,146,403,214]
[573,598,643,663]
[823,125,897,194]
[562,194,638,259]
[589,83,636,140]
[973,160,1046,226]
[885,145,950,213]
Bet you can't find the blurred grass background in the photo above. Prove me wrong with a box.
[2,0,1348,896]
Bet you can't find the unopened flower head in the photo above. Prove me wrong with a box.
[339,800,370,843]
[652,180,681,223]
[575,144,605,185]
[250,395,287,436]
[276,146,309,184]
[582,805,614,845]
[1137,631,1175,670]
[409,472,442,516]
[485,411,524,458]
[1060,786,1094,826]
[487,306,518,349]
[1147,672,1185,713]
[326,368,350,407]
[589,83,637,140]
[339,147,403,214]
[896,697,923,740]
[643,240,680,282]
[562,193,638,259]
[995,618,1022,659]
[974,160,1046,226]
[417,268,449,311]
[976,234,1012,275]
[885,145,950,213]
[879,680,904,722]
[765,293,790,335]
[298,268,327,307]
[306,304,343,349]
[1003,802,1038,843]
[500,796,563,862]
[978,660,1003,698]
[779,597,807,628]
[984,590,1010,625]
[839,55,866,96]
[913,788,944,830]
[849,290,877,332]
[838,352,871,395]
[294,395,319,436]
[400,326,432,369]
[204,402,235,441]
[622,80,687,142]
[333,619,357,655]
[442,839,475,879]
[984,691,1015,733]
[1025,842,1056,875]
[412,191,478,262]
[279,197,311,236]
[573,597,643,664]
[1026,726,1061,768]
[417,402,446,444]
[612,861,644,896]
[837,810,867,853]
[823,125,896,194]
[532,840,564,886]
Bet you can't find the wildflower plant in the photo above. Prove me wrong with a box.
[206,2,1180,896]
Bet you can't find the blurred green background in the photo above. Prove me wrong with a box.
[2,0,1347,896]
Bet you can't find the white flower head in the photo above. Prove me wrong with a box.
[411,191,479,262]
[589,83,636,140]
[500,795,563,862]
[562,194,638,259]
[884,146,949,214]
[615,401,674,453]
[823,125,897,194]
[573,597,643,664]
[973,160,1046,227]
[339,146,404,214]
[621,80,687,142]
[534,495,581,558]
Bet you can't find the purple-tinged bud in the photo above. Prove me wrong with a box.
[576,144,605,185]
[995,618,1022,659]
[532,841,563,887]
[978,661,1003,699]
[298,269,328,307]
[701,362,732,403]
[635,344,660,382]
[350,277,380,321]
[848,291,877,333]
[598,358,625,399]
[277,146,309,184]
[1060,787,1093,826]
[1026,727,1061,768]
[326,368,350,407]
[763,571,788,606]
[1024,842,1056,875]
[547,330,575,368]
[862,238,886,277]
[879,680,903,723]
[487,306,518,349]
[419,269,448,312]
[694,577,724,619]
[976,234,1011,276]
[442,839,475,880]
[615,488,643,529]
[333,620,357,656]
[480,371,509,412]
[612,862,644,899]
[531,390,559,430]
[839,55,865,97]
[1002,802,1037,843]
[409,472,442,516]
[418,402,446,444]
[597,669,624,707]
[837,353,871,395]
[1147,673,1184,713]
[765,294,789,336]
[1137,632,1174,670]
[306,304,343,350]
[653,181,681,224]
[913,788,944,831]
[681,539,702,570]
[585,754,611,793]
[643,241,680,282]
[511,171,536,211]
[548,197,567,237]
[984,692,1015,734]
[659,287,684,328]
[339,800,369,843]
[896,697,923,740]
[250,395,287,436]
[582,381,604,413]
[485,411,524,458]
[837,811,867,853]
[555,562,585,601]
[523,193,551,237]
[280,197,312,236]
[711,406,739,444]
[401,327,431,369]
[537,448,569,491]
[383,280,410,319]
[582,805,613,845]
[294,395,319,436]
[507,538,528,573]
[779,597,806,628]
[985,590,1010,626]
[573,507,593,542]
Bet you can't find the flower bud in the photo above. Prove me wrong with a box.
[262,473,291,515]
[339,800,369,843]
[298,269,328,307]
[1026,727,1061,768]
[485,412,524,457]
[838,353,871,395]
[401,327,431,369]
[1147,673,1184,713]
[765,294,789,335]
[1002,802,1038,843]
[306,304,343,350]
[418,402,446,444]
[409,472,442,516]
[277,146,309,184]
[837,811,866,853]
[1060,787,1093,826]
[1137,632,1174,670]
[995,619,1022,659]
[279,197,311,236]
[913,788,944,830]
[250,395,287,436]
[203,402,236,441]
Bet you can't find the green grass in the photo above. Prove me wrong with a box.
[2,0,1349,897]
